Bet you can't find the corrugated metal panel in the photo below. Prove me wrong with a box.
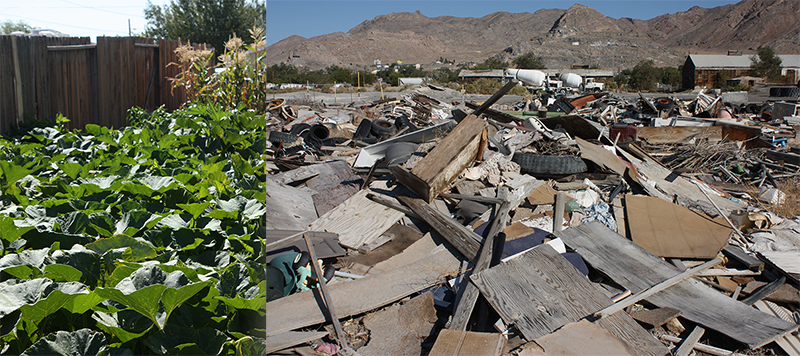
[690,54,800,69]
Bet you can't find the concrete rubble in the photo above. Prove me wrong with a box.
[266,81,800,356]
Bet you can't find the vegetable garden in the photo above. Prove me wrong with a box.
[0,31,268,355]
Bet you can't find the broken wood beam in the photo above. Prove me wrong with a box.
[553,191,566,233]
[440,192,503,205]
[449,187,510,331]
[675,326,706,356]
[391,113,487,202]
[398,194,482,260]
[366,192,421,219]
[766,150,800,166]
[594,257,723,319]
[722,245,764,272]
[303,233,349,350]
[742,276,786,306]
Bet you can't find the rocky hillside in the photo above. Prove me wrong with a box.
[265,0,799,70]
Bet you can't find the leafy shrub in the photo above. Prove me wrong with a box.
[0,103,267,355]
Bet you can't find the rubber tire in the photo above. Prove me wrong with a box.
[309,124,329,140]
[655,97,675,111]
[371,118,397,138]
[353,119,372,140]
[268,131,298,144]
[512,152,587,175]
[290,123,311,137]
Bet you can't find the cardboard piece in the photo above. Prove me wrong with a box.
[526,184,558,205]
[625,194,732,259]
[534,320,638,356]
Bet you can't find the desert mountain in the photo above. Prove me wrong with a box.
[265,0,799,70]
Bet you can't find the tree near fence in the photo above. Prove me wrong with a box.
[144,0,265,54]
[1,19,31,34]
[750,46,783,82]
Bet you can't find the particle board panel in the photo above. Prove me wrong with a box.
[470,244,668,356]
[265,247,460,336]
[309,189,404,250]
[305,161,362,216]
[264,331,328,355]
[555,221,799,348]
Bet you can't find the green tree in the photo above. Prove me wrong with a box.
[144,0,265,54]
[630,60,662,91]
[750,46,783,82]
[714,70,730,88]
[1,19,31,34]
[431,67,459,84]
[661,67,681,87]
[512,52,546,69]
[472,57,508,70]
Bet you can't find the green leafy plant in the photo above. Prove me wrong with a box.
[0,102,266,355]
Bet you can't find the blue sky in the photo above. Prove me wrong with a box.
[267,0,741,46]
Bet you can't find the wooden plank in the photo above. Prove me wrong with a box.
[722,245,764,271]
[393,113,487,202]
[11,36,23,124]
[265,246,460,336]
[637,126,722,144]
[555,221,799,348]
[398,194,481,260]
[766,150,800,166]
[675,326,705,356]
[450,187,510,331]
[470,244,668,356]
[309,189,403,250]
[754,300,800,356]
[302,233,349,349]
[595,257,722,319]
[429,329,505,356]
[265,179,318,230]
[264,331,328,355]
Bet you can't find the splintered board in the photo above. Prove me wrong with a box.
[555,221,799,348]
[470,244,668,356]
[309,189,404,250]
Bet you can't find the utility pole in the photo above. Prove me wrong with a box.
[128,19,131,36]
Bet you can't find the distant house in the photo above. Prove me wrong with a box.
[398,77,425,86]
[682,53,800,89]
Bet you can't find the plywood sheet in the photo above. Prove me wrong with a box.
[555,222,798,348]
[471,244,667,356]
[266,179,318,230]
[309,189,404,249]
[625,194,731,258]
[305,161,362,216]
[265,247,459,336]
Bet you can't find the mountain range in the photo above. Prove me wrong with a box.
[265,0,800,70]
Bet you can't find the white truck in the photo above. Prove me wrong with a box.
[583,77,605,92]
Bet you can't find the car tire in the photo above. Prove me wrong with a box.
[268,131,298,144]
[371,118,397,138]
[512,152,587,175]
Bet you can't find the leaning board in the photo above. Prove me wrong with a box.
[555,221,798,348]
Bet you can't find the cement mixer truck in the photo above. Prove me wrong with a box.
[507,69,604,93]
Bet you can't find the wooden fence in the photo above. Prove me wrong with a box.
[0,36,212,134]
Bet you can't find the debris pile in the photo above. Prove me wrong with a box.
[266,82,800,356]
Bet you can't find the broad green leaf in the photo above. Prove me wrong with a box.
[85,124,103,136]
[216,263,251,298]
[215,296,264,312]
[3,265,41,280]
[21,328,107,356]
[55,211,90,234]
[85,235,157,262]
[105,264,140,288]
[0,216,34,245]
[19,290,73,325]
[160,282,211,328]
[176,202,210,219]
[62,292,104,314]
[95,285,166,329]
[42,264,82,282]
[0,160,33,190]
[59,163,82,180]
[145,325,227,356]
